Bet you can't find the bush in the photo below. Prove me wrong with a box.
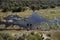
[12,7,22,12]
[2,8,8,12]
[17,37,24,40]
[47,33,51,37]
[27,33,42,40]
[0,32,10,40]
[31,32,34,35]
[57,3,60,6]
[45,38,51,40]
[50,5,55,8]
[41,5,48,9]
[51,30,60,40]
[7,36,15,40]
[0,36,4,40]
[30,5,36,12]
[22,7,25,12]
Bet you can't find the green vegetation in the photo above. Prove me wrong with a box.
[0,0,60,20]
[27,34,42,40]
[0,7,60,30]
[7,36,15,40]
[45,38,51,40]
[0,31,42,40]
[0,0,60,40]
[51,30,60,40]
[0,32,10,40]
[0,7,60,20]
[0,30,60,40]
[0,0,60,12]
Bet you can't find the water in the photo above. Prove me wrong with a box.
[2,12,60,28]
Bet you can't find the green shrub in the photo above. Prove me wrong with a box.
[27,33,42,40]
[50,4,55,8]
[45,38,51,40]
[7,36,15,40]
[30,5,36,12]
[17,37,24,40]
[41,5,48,9]
[51,30,60,40]
[2,8,8,12]
[12,6,22,12]
[0,36,4,40]
[0,32,10,40]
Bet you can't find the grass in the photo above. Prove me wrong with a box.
[0,8,60,40]
[38,7,60,20]
[0,7,60,29]
[0,10,33,20]
[0,7,60,20]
